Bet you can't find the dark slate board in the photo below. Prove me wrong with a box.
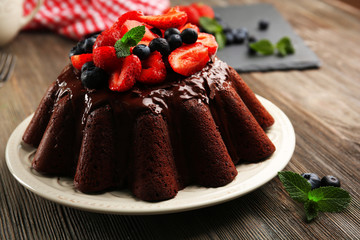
[213,4,321,72]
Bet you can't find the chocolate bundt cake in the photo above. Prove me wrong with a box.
[22,8,275,202]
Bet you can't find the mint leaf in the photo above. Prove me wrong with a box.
[121,25,145,46]
[304,200,319,222]
[115,41,130,58]
[276,37,295,56]
[114,25,145,58]
[199,17,222,34]
[308,186,351,212]
[215,31,226,50]
[278,171,311,203]
[249,40,275,55]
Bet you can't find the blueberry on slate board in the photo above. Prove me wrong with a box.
[259,19,270,30]
[301,173,321,189]
[321,175,341,187]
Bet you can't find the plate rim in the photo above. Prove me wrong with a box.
[5,95,295,215]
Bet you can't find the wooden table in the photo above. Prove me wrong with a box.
[1,0,359,239]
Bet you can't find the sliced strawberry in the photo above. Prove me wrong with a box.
[191,3,215,18]
[112,11,144,30]
[119,20,157,41]
[178,5,200,26]
[196,33,218,57]
[71,53,93,70]
[93,46,123,72]
[179,23,200,33]
[138,51,166,84]
[138,7,187,30]
[168,42,209,76]
[109,55,141,92]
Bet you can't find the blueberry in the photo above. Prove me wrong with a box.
[301,173,321,189]
[167,34,182,51]
[133,44,151,60]
[225,32,234,45]
[233,31,246,44]
[164,28,181,40]
[180,28,198,44]
[80,62,108,89]
[69,35,97,58]
[248,35,257,43]
[321,175,341,187]
[150,27,162,37]
[258,19,269,30]
[149,38,171,56]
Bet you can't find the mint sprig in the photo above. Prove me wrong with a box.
[114,25,145,58]
[199,17,225,49]
[249,37,295,56]
[278,171,351,222]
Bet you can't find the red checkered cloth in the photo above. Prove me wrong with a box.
[23,0,170,40]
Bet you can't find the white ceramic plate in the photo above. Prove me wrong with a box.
[6,96,295,215]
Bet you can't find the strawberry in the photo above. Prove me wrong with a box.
[119,20,157,41]
[93,46,123,72]
[93,28,123,49]
[109,54,141,92]
[196,33,218,57]
[179,23,200,33]
[138,51,166,84]
[112,11,144,30]
[138,7,188,29]
[168,42,209,76]
[191,3,215,19]
[71,53,93,70]
[178,5,200,26]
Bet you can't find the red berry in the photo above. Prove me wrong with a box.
[179,23,200,33]
[191,3,215,19]
[93,46,123,72]
[71,53,93,70]
[119,20,157,41]
[138,51,166,84]
[168,42,209,76]
[93,28,122,49]
[196,33,218,57]
[112,11,144,30]
[109,54,141,92]
[178,5,200,26]
[138,7,188,30]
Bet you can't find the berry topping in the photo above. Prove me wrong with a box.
[138,51,166,84]
[167,34,183,51]
[258,19,270,30]
[179,23,200,33]
[168,42,209,76]
[71,53,93,70]
[178,5,200,25]
[138,7,188,30]
[321,175,341,187]
[164,28,181,40]
[93,46,123,72]
[69,35,97,58]
[181,28,198,44]
[119,20,157,41]
[150,27,163,37]
[109,54,141,92]
[196,33,218,57]
[149,38,171,56]
[132,44,151,60]
[301,173,321,189]
[81,62,108,89]
[191,3,215,19]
